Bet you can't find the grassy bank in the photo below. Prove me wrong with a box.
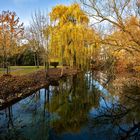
[0,66,44,76]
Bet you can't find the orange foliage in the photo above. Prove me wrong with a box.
[0,11,24,57]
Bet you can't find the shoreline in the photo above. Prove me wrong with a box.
[0,68,78,110]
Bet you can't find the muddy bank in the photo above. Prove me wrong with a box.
[0,68,78,109]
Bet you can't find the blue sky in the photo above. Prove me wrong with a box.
[0,0,73,26]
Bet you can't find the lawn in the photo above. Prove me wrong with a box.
[0,66,44,76]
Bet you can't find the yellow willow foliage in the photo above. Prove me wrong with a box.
[46,4,100,68]
[50,4,89,25]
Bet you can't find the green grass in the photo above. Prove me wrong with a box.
[0,66,44,76]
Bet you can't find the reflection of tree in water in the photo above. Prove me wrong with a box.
[46,72,100,134]
[119,79,140,139]
[1,72,139,140]
[90,77,140,140]
[0,107,29,140]
[0,89,50,140]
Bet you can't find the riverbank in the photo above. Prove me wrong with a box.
[0,66,44,76]
[0,68,78,109]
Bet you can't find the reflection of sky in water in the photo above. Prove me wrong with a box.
[55,127,113,140]
[0,89,60,140]
[92,79,108,95]
[85,72,118,117]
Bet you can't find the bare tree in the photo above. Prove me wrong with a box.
[28,10,49,68]
[136,0,140,15]
[80,0,140,46]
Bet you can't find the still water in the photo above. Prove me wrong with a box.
[0,72,140,140]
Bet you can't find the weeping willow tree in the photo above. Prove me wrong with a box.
[44,3,100,69]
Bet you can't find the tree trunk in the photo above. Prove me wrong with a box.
[3,49,9,75]
[36,52,39,68]
[34,52,37,67]
[14,57,17,66]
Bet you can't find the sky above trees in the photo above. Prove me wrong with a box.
[0,0,73,26]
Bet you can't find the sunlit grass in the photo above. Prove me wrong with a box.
[0,66,44,76]
[0,65,64,76]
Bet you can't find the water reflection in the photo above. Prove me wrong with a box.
[46,73,101,134]
[0,72,140,140]
[90,74,140,140]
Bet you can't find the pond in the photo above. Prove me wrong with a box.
[0,72,140,140]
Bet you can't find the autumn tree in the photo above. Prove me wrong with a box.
[104,16,140,72]
[0,11,24,74]
[80,0,140,44]
[80,0,140,72]
[44,4,100,69]
[104,16,140,52]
